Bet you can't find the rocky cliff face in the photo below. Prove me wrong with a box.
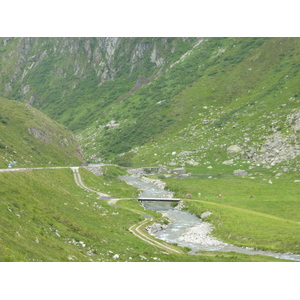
[0,37,199,110]
[1,37,300,172]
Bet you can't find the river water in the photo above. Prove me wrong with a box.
[119,174,300,261]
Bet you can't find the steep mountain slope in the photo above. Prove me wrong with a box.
[77,37,300,175]
[1,37,300,174]
[0,97,86,167]
[125,37,300,173]
[0,37,199,131]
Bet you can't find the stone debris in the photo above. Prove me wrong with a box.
[200,211,212,219]
[178,222,227,246]
[140,176,166,190]
[222,159,234,165]
[145,222,168,234]
[106,120,119,129]
[227,145,242,153]
[233,169,248,176]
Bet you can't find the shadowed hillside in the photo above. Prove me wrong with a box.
[0,97,86,168]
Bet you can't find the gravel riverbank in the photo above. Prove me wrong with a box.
[178,222,227,247]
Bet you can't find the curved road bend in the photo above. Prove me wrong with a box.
[71,167,182,254]
[0,165,183,254]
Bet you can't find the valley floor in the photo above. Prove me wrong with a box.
[0,164,298,262]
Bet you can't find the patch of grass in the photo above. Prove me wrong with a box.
[163,175,300,254]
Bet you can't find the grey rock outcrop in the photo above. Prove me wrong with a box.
[28,127,51,143]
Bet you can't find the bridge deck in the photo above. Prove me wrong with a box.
[138,197,181,202]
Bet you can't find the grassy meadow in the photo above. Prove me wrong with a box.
[0,166,289,261]
[162,169,300,254]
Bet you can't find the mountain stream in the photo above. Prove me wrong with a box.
[119,174,300,261]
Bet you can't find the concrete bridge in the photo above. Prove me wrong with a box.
[138,197,181,202]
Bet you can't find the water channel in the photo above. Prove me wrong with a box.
[119,174,300,261]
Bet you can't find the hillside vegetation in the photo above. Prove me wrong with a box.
[1,37,299,173]
[0,97,85,168]
[82,37,300,173]
[0,37,299,262]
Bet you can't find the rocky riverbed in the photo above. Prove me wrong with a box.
[120,172,300,261]
[178,222,227,247]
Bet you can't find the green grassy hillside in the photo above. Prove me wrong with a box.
[2,37,299,173]
[0,37,299,262]
[0,97,86,168]
[82,37,300,174]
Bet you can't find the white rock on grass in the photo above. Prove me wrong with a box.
[200,211,212,219]
[222,159,234,165]
[227,145,242,153]
[233,169,248,176]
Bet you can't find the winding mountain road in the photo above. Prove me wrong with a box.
[0,165,183,254]
[70,166,183,254]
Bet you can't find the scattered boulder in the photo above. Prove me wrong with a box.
[106,120,119,129]
[233,169,248,176]
[171,168,185,175]
[222,159,234,165]
[179,151,193,156]
[186,159,199,166]
[145,222,168,234]
[227,145,242,153]
[85,166,103,176]
[201,211,212,219]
